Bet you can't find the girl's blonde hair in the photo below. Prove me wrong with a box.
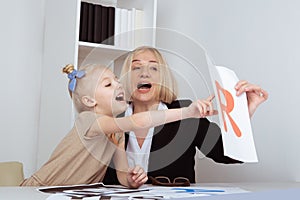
[120,46,177,104]
[63,64,107,113]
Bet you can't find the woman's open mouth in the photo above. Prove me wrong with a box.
[137,83,152,89]
[136,83,152,94]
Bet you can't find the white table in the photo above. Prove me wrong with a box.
[1,182,300,200]
[0,186,49,199]
[199,182,300,192]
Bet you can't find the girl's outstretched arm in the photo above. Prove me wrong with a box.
[89,96,218,137]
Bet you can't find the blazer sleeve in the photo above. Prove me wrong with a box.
[196,121,243,164]
[169,99,242,164]
[103,164,120,185]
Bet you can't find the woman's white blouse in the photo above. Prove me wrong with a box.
[125,102,168,172]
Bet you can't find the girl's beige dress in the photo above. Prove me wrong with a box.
[20,111,123,186]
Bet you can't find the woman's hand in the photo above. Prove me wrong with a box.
[126,165,148,188]
[235,80,268,117]
[187,95,218,118]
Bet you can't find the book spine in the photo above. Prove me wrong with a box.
[87,3,95,43]
[93,4,103,43]
[114,8,121,47]
[134,9,144,47]
[107,6,115,45]
[100,6,109,44]
[79,2,89,42]
[119,8,128,48]
[127,9,133,49]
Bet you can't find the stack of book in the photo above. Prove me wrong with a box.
[79,1,115,45]
[79,1,144,48]
[114,7,144,48]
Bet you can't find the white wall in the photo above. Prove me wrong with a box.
[0,0,45,177]
[157,0,300,182]
[1,0,299,183]
[36,0,79,170]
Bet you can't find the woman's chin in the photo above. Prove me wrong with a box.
[132,91,157,102]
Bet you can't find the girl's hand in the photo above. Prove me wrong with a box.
[187,95,218,118]
[126,165,148,188]
[235,80,268,117]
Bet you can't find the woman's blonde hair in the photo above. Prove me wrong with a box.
[120,46,177,104]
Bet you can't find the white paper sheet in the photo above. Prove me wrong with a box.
[207,54,258,162]
[45,185,249,199]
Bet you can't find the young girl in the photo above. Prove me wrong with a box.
[20,64,215,188]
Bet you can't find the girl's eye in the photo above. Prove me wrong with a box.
[105,83,111,87]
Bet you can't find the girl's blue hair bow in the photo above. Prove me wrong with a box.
[68,69,85,92]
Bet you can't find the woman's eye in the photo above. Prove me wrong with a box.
[150,66,158,71]
[150,64,158,71]
[132,66,140,70]
[105,83,111,87]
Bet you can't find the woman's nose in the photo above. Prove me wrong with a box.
[140,66,150,78]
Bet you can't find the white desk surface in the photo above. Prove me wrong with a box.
[1,182,300,200]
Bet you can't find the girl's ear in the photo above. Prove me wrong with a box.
[82,96,96,107]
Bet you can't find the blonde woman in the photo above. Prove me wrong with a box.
[104,46,268,184]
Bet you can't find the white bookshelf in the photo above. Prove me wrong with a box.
[38,0,157,168]
[78,41,129,68]
[77,0,157,70]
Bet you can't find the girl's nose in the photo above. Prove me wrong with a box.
[116,79,123,89]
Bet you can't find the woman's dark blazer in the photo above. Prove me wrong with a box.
[103,99,242,184]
